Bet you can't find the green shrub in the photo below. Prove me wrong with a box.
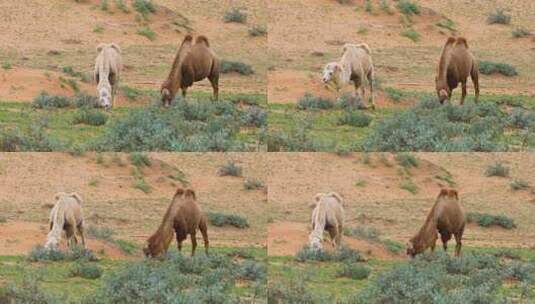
[297,93,334,110]
[1,274,64,303]
[115,0,130,13]
[99,0,108,11]
[242,106,267,127]
[249,25,267,37]
[133,0,155,16]
[338,262,371,280]
[383,87,404,102]
[73,93,99,108]
[512,27,531,38]
[364,0,373,13]
[485,162,509,177]
[224,7,247,23]
[129,152,151,167]
[266,123,331,152]
[466,212,516,229]
[137,26,156,40]
[218,161,242,176]
[487,9,511,25]
[220,60,254,75]
[336,94,368,110]
[508,108,535,129]
[400,179,418,194]
[510,179,529,190]
[383,239,404,254]
[33,92,70,108]
[244,178,264,190]
[379,0,394,15]
[87,226,114,241]
[1,62,12,70]
[436,18,456,32]
[121,85,143,101]
[395,153,418,168]
[401,27,420,42]
[133,178,151,193]
[344,226,380,242]
[28,245,98,262]
[269,277,329,303]
[397,0,420,15]
[115,239,137,255]
[338,111,372,127]
[69,262,102,279]
[73,109,108,126]
[296,245,365,263]
[62,66,90,82]
[479,60,518,76]
[0,123,64,152]
[207,212,249,228]
[238,260,266,281]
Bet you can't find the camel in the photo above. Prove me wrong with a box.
[322,43,375,109]
[143,187,209,257]
[94,43,122,109]
[160,35,220,106]
[45,192,86,249]
[308,192,345,250]
[435,37,480,105]
[407,188,465,257]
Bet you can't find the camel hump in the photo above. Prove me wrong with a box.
[342,43,371,55]
[326,192,344,205]
[110,43,121,53]
[355,43,371,54]
[185,189,196,200]
[456,37,469,48]
[444,37,456,47]
[439,188,458,200]
[69,192,83,204]
[174,187,185,198]
[195,35,210,47]
[54,192,67,201]
[96,43,107,53]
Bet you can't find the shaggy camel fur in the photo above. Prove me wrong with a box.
[435,37,479,104]
[94,43,122,109]
[322,43,375,109]
[45,192,86,249]
[407,188,465,257]
[309,192,345,250]
[143,188,209,257]
[161,35,220,106]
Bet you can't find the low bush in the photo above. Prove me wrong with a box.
[28,245,98,262]
[297,93,334,110]
[466,212,516,229]
[133,0,155,17]
[223,7,247,23]
[207,212,249,228]
[508,108,535,129]
[397,0,420,15]
[249,25,267,37]
[338,262,371,280]
[243,178,264,190]
[238,260,267,281]
[115,239,137,255]
[137,26,156,40]
[69,262,102,279]
[0,274,65,303]
[73,109,108,126]
[344,226,380,242]
[512,27,531,38]
[295,245,365,263]
[241,106,267,127]
[479,60,518,76]
[266,125,331,152]
[401,28,420,42]
[73,93,99,108]
[400,179,418,194]
[395,153,418,168]
[33,92,70,108]
[218,161,242,176]
[383,239,404,254]
[87,226,114,241]
[129,152,151,167]
[487,9,511,25]
[485,162,509,177]
[269,277,329,303]
[0,123,64,152]
[510,179,529,190]
[220,60,254,75]
[133,178,151,193]
[337,111,372,127]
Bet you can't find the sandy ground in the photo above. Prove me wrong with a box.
[267,153,535,257]
[0,153,268,256]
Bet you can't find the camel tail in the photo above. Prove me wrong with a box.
[195,35,210,47]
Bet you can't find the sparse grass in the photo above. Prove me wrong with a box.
[129,152,151,167]
[218,161,242,177]
[466,212,516,229]
[354,179,367,187]
[114,239,137,255]
[401,27,420,42]
[0,216,7,223]
[400,179,418,194]
[220,60,254,75]
[120,85,143,101]
[224,7,247,24]
[28,245,97,262]
[99,0,108,11]
[487,9,511,25]
[395,153,418,168]
[87,226,114,241]
[337,262,371,280]
[296,245,365,263]
[337,111,372,127]
[364,0,373,13]
[69,262,102,279]
[512,27,531,38]
[479,60,518,76]
[344,226,380,242]
[88,178,99,187]
[2,63,12,70]
[383,239,404,254]
[133,0,155,17]
[510,179,529,190]
[93,24,104,33]
[434,174,456,187]
[115,0,130,13]
[379,0,394,15]
[137,26,156,41]
[32,92,70,108]
[207,212,249,228]
[73,109,108,126]
[397,0,420,16]
[357,26,369,35]
[297,93,334,110]
[244,178,264,190]
[485,162,509,177]
[249,25,267,37]
[132,178,151,193]
[436,18,456,32]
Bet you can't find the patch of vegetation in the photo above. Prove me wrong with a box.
[297,93,334,110]
[223,7,247,24]
[244,178,264,190]
[69,262,102,279]
[137,26,156,41]
[397,0,420,16]
[487,9,511,25]
[133,0,155,17]
[434,173,456,187]
[132,177,151,193]
[93,24,105,33]
[0,274,65,303]
[114,239,137,255]
[395,153,418,168]
[338,262,371,280]
[269,277,329,303]
[242,106,267,128]
[207,212,249,228]
[73,93,99,108]
[266,118,332,152]
[33,92,70,108]
[0,216,6,223]
[73,109,108,126]
[120,85,143,101]
[337,111,372,127]
[218,161,242,177]
[401,27,420,42]
[249,24,267,37]
[0,123,64,152]
[510,179,529,190]
[115,0,130,13]
[383,239,404,254]
[355,179,367,187]
[129,152,151,167]
[400,179,418,194]
[485,162,509,177]
[296,245,365,263]
[344,226,380,242]
[379,0,394,15]
[466,212,516,229]
[2,62,12,70]
[87,226,114,241]
[28,245,98,262]
[220,60,254,75]
[364,0,373,13]
[512,27,530,38]
[99,0,108,11]
[436,18,456,32]
[479,60,518,76]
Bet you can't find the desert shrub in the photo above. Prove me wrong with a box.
[268,277,329,303]
[220,60,254,75]
[344,226,380,242]
[33,92,70,108]
[133,0,155,16]
[0,123,64,152]
[510,179,529,190]
[466,212,516,229]
[485,162,509,177]
[383,87,404,102]
[28,245,97,262]
[99,0,108,11]
[487,9,511,25]
[296,245,364,263]
[383,239,404,254]
[363,98,511,152]
[335,94,368,110]
[62,66,90,83]
[115,0,130,13]
[72,93,99,108]
[512,27,531,38]
[133,178,151,193]
[115,239,137,255]
[137,26,156,40]
[2,62,12,70]
[508,108,535,129]
[479,60,518,76]
[400,179,418,194]
[238,260,266,281]
[73,109,108,126]
[436,18,456,32]
[218,161,242,176]
[266,125,332,152]
[129,152,151,167]
[397,0,420,15]
[297,93,334,110]
[207,212,249,228]
[338,262,371,280]
[121,85,143,101]
[243,178,264,190]
[87,226,114,241]
[401,27,420,42]
[69,262,102,279]
[249,24,267,36]
[379,0,393,14]
[395,153,418,168]
[1,274,64,303]
[241,106,267,127]
[338,111,372,127]
[224,7,247,23]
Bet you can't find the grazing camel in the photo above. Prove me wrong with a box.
[309,192,345,250]
[45,192,86,249]
[322,43,375,109]
[94,43,123,109]
[143,187,209,257]
[407,188,465,257]
[435,37,479,105]
[161,35,220,106]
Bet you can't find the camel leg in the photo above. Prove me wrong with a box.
[430,238,436,253]
[177,240,183,253]
[77,222,86,249]
[335,224,343,248]
[65,225,75,249]
[209,75,219,101]
[353,78,363,108]
[326,225,339,248]
[200,218,209,255]
[461,82,467,105]
[454,229,464,257]
[471,68,480,103]
[190,231,197,256]
[182,88,188,100]
[440,231,451,253]
[367,70,375,110]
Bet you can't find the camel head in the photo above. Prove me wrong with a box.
[161,88,173,106]
[435,76,450,104]
[44,235,60,249]
[322,62,341,85]
[98,85,112,110]
[143,240,157,257]
[406,238,424,258]
[309,235,323,251]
